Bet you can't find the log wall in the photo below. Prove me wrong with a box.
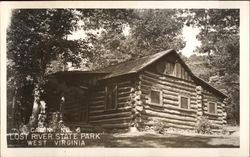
[55,69,226,131]
[139,70,198,129]
[202,90,225,127]
[62,85,89,122]
[138,70,226,130]
[88,80,133,129]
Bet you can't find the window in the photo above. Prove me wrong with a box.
[164,62,175,75]
[208,102,217,114]
[156,61,175,75]
[105,83,117,110]
[179,96,189,109]
[150,89,162,105]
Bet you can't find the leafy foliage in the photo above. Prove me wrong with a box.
[7,9,240,131]
[7,9,186,130]
[7,9,84,129]
[186,9,240,124]
[195,116,212,134]
[77,9,186,69]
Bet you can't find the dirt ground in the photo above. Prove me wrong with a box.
[7,126,240,148]
[101,126,240,148]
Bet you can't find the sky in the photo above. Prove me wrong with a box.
[181,25,201,57]
[68,25,201,57]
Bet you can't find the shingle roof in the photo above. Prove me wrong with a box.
[94,49,175,79]
[94,49,227,98]
[50,49,227,98]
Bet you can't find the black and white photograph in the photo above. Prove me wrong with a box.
[0,1,249,157]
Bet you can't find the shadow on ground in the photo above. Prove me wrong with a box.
[103,132,240,148]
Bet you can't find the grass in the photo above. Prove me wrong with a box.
[102,131,239,148]
[7,126,240,148]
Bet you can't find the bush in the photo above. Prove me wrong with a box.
[153,120,168,134]
[195,116,212,134]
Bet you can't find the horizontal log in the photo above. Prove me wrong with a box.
[89,111,131,120]
[89,100,104,105]
[118,87,131,93]
[162,99,179,106]
[166,123,194,129]
[91,116,132,124]
[117,102,130,108]
[216,110,223,113]
[204,112,220,117]
[208,120,224,125]
[89,104,104,110]
[147,116,196,127]
[190,106,198,110]
[162,90,179,97]
[217,106,222,109]
[142,89,196,106]
[143,103,197,118]
[141,83,197,98]
[144,108,196,122]
[90,96,105,101]
[162,94,179,102]
[117,105,132,110]
[140,74,196,94]
[118,91,131,97]
[89,109,104,114]
[190,97,197,101]
[89,105,131,115]
[190,103,198,109]
[206,118,223,123]
[118,96,130,103]
[143,71,196,88]
[190,101,197,105]
[163,104,196,113]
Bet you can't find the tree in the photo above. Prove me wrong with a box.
[7,9,187,130]
[7,9,85,129]
[77,9,186,69]
[186,9,240,124]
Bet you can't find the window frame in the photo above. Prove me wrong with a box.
[208,101,217,114]
[105,83,118,111]
[179,95,190,109]
[149,88,163,106]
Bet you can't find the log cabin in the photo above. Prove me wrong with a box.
[45,49,227,131]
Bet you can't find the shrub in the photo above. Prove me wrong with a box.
[153,120,168,134]
[195,116,212,134]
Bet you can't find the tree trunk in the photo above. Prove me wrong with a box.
[9,90,17,131]
[28,79,44,127]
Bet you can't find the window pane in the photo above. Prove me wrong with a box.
[151,90,160,104]
[180,97,188,109]
[209,102,216,113]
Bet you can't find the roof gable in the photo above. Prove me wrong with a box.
[95,49,175,78]
[50,49,227,99]
[95,49,227,98]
